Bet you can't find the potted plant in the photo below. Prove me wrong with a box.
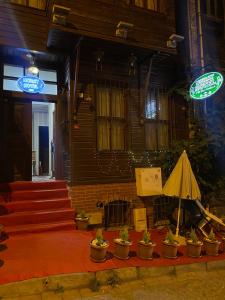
[204,228,221,256]
[75,210,89,230]
[186,228,203,258]
[137,229,156,260]
[221,236,225,252]
[162,229,179,259]
[114,227,132,259]
[90,228,109,262]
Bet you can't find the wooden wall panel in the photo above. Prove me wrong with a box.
[0,2,49,51]
[69,51,183,184]
[53,0,176,53]
[0,99,32,182]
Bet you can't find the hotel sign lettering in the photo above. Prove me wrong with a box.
[17,76,45,94]
[190,72,223,100]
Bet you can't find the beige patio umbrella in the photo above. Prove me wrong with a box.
[162,150,201,243]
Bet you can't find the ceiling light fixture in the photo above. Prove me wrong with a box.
[26,53,39,76]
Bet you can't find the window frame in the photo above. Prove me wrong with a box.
[130,0,161,12]
[203,0,224,19]
[9,0,48,11]
[96,0,164,13]
[95,83,128,152]
[144,87,170,151]
[3,64,58,96]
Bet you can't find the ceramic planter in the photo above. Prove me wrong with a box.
[204,239,221,256]
[137,241,156,259]
[186,241,203,258]
[75,217,89,230]
[90,240,109,262]
[222,237,225,252]
[114,239,132,259]
[162,241,179,258]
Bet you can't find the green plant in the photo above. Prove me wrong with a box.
[167,79,191,101]
[189,228,198,243]
[208,228,216,241]
[160,123,216,200]
[107,271,120,287]
[77,210,88,219]
[95,228,104,246]
[119,227,129,243]
[165,229,176,244]
[142,229,151,244]
[54,284,64,294]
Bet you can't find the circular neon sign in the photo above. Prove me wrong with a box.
[190,72,223,100]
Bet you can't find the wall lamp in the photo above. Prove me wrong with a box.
[26,53,39,76]
[167,34,184,48]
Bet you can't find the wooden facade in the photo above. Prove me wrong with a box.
[47,0,188,186]
[0,0,191,217]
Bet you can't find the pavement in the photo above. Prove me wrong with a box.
[1,261,225,299]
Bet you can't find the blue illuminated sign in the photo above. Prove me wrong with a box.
[17,76,45,94]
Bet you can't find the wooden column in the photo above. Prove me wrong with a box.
[68,39,81,184]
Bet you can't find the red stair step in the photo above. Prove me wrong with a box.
[0,180,75,235]
[4,220,76,235]
[3,198,71,213]
[0,208,75,226]
[0,180,67,192]
[9,188,68,201]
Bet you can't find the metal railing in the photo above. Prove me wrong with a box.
[104,199,134,229]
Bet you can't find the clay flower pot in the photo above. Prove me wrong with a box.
[90,239,109,262]
[162,241,179,258]
[222,237,225,252]
[186,240,203,258]
[75,217,89,230]
[204,239,221,256]
[137,241,156,260]
[114,239,132,259]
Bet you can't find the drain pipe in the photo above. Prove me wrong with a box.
[196,0,207,115]
[197,0,205,73]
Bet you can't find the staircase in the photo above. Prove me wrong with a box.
[0,181,75,235]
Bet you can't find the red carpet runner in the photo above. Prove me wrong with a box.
[0,181,75,235]
[1,229,225,284]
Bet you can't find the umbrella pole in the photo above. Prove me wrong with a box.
[176,198,182,237]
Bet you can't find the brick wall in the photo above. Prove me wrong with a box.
[69,182,157,228]
[69,182,143,213]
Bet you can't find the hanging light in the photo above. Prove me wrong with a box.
[128,53,137,76]
[26,53,39,76]
[94,49,104,71]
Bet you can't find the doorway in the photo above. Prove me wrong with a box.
[32,101,55,180]
[39,126,49,175]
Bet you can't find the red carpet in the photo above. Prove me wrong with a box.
[0,181,75,235]
[0,228,225,285]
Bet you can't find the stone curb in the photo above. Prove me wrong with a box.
[1,259,225,298]
[206,259,225,271]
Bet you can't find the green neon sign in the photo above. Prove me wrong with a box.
[190,72,223,100]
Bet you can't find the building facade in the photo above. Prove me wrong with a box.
[0,0,191,226]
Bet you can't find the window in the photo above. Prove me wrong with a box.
[204,0,224,18]
[96,85,126,151]
[3,64,57,95]
[145,88,169,150]
[10,0,47,10]
[134,0,159,11]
